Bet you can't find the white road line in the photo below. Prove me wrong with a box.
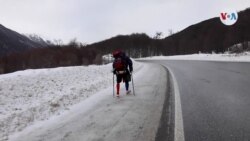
[167,67,185,141]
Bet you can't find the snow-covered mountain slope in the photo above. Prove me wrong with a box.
[0,61,144,141]
[0,24,45,57]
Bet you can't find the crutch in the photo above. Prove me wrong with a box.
[113,74,115,98]
[131,73,135,96]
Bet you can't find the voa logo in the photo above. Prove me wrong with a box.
[220,10,238,26]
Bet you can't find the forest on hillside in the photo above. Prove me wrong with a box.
[0,43,102,74]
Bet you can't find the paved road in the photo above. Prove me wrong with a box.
[149,60,250,141]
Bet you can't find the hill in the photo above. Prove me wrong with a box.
[0,24,47,56]
[163,8,250,55]
[87,8,250,57]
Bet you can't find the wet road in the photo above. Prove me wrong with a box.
[150,60,250,141]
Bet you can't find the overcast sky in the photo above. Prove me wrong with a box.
[0,0,249,44]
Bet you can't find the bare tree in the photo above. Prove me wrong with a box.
[53,39,63,46]
[154,32,163,39]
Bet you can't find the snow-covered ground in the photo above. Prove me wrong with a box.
[139,52,250,62]
[0,61,143,141]
[1,52,250,141]
[8,62,167,141]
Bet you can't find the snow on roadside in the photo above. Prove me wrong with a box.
[0,61,142,141]
[139,52,250,62]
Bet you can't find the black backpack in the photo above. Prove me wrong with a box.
[113,57,126,71]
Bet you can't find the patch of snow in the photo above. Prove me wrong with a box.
[139,52,250,62]
[9,62,165,141]
[0,61,142,140]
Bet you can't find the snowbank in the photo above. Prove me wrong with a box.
[9,62,165,141]
[0,61,142,141]
[139,52,250,62]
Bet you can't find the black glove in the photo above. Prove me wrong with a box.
[113,70,116,74]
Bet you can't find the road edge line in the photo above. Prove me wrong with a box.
[167,67,185,141]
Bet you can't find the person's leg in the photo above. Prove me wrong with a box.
[124,73,131,94]
[116,83,120,95]
[125,81,129,91]
[116,75,122,96]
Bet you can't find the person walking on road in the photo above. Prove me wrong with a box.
[112,50,133,97]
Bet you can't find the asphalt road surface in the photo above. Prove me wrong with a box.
[149,60,250,141]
